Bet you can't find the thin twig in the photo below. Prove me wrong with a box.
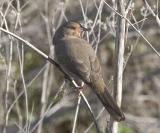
[0,27,48,59]
[79,91,101,133]
[13,80,23,132]
[72,94,81,133]
[37,9,55,132]
[89,0,104,36]
[13,1,30,130]
[124,9,147,70]
[0,8,14,133]
[144,0,160,27]
[30,95,73,133]
[78,0,90,41]
[84,107,105,133]
[103,0,160,57]
[37,62,50,133]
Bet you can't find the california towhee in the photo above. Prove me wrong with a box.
[53,21,125,121]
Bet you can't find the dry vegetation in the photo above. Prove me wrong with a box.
[0,0,160,133]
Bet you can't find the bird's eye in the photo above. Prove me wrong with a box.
[66,25,76,30]
[70,26,76,29]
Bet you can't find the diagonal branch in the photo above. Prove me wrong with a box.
[0,27,101,133]
[103,0,160,58]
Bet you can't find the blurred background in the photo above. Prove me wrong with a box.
[0,0,160,133]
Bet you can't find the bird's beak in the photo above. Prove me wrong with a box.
[80,24,90,31]
[82,26,90,31]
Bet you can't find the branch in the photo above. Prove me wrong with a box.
[103,0,160,58]
[0,27,101,133]
[144,0,160,27]
[109,0,126,133]
[72,94,81,133]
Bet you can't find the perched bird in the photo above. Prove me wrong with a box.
[53,21,125,121]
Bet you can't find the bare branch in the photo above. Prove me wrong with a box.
[109,0,126,132]
[144,0,160,27]
[72,94,81,133]
[103,0,160,57]
[0,27,101,133]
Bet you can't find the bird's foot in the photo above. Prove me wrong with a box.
[76,82,84,90]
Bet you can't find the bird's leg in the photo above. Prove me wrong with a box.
[72,80,85,94]
[76,82,85,91]
[71,80,84,89]
[75,82,84,97]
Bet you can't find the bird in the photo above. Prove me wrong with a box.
[53,21,125,121]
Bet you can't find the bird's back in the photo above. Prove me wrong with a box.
[54,36,98,83]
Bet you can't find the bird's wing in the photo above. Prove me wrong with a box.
[56,37,92,83]
[70,57,90,81]
[69,38,103,83]
[89,56,101,75]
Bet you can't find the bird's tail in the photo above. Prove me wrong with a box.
[90,79,125,121]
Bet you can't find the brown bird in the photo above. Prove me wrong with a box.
[53,21,125,121]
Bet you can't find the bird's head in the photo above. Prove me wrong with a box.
[63,21,89,37]
[54,21,89,40]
